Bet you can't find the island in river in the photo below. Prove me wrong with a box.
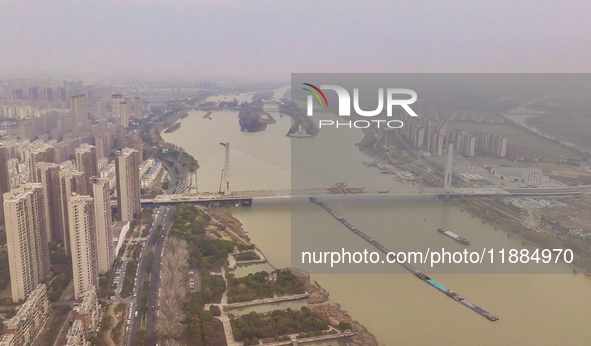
[238,100,276,132]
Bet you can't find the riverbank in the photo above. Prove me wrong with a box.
[310,303,379,346]
[211,210,379,345]
[451,197,591,275]
[141,108,198,181]
[210,210,251,243]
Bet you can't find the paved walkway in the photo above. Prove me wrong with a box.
[218,310,240,346]
[102,304,119,346]
[226,293,309,308]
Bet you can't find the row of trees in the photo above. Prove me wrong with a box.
[157,237,190,340]
[181,296,218,346]
[120,260,138,299]
[165,205,228,345]
[170,204,234,273]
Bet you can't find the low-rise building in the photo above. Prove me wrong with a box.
[64,319,86,346]
[0,335,15,346]
[72,288,100,339]
[3,284,50,346]
[491,167,548,185]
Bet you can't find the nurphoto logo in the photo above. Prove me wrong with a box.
[303,83,418,129]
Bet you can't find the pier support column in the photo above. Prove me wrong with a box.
[444,143,453,190]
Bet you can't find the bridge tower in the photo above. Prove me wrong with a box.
[220,142,231,195]
[188,171,198,195]
[444,143,453,190]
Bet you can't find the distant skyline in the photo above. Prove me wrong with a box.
[2,0,591,82]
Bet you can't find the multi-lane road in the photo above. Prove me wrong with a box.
[126,205,176,346]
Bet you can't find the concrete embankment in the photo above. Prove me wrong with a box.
[263,331,355,346]
[227,293,309,308]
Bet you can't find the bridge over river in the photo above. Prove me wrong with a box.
[141,141,591,207]
[140,185,590,207]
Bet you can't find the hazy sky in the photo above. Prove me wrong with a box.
[1,0,590,82]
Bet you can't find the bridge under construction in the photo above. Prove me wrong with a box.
[146,142,590,207]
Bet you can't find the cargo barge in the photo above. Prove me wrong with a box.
[437,228,470,245]
[164,122,181,133]
[309,197,499,322]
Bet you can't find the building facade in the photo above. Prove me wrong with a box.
[3,284,50,346]
[3,184,50,301]
[70,94,87,124]
[68,194,98,298]
[91,177,114,273]
[73,288,100,339]
[75,144,98,195]
[115,148,140,222]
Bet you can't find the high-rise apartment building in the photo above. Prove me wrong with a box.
[3,184,50,301]
[0,146,10,222]
[75,144,98,195]
[133,97,142,120]
[111,94,129,128]
[59,170,86,255]
[70,94,88,124]
[28,87,39,100]
[93,132,110,160]
[91,177,114,273]
[12,89,24,100]
[115,148,140,222]
[126,132,143,162]
[68,194,98,298]
[58,87,67,103]
[43,88,54,102]
[34,162,62,242]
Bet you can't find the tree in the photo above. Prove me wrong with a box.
[337,322,352,331]
[209,305,221,317]
[134,330,146,345]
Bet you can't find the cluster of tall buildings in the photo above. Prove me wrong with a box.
[1,137,142,305]
[399,113,507,158]
[401,116,448,157]
[10,86,67,104]
[0,140,141,345]
[111,94,143,128]
[3,88,147,144]
[0,81,150,343]
[472,130,507,158]
[0,104,68,119]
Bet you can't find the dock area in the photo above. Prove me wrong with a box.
[309,197,499,322]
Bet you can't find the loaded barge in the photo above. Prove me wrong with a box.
[309,197,499,322]
[437,228,470,245]
[164,122,181,133]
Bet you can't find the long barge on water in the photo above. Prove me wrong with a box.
[309,196,499,322]
[438,228,470,245]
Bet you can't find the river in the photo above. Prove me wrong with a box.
[162,89,591,345]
